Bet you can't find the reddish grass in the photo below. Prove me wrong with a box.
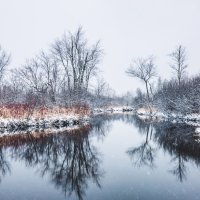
[0,103,91,119]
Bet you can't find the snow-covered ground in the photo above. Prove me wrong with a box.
[0,115,90,136]
[2,106,200,136]
[93,107,200,125]
[93,106,134,113]
[195,127,200,133]
[138,110,200,125]
[0,124,86,137]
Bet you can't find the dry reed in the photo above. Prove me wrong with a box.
[0,104,91,120]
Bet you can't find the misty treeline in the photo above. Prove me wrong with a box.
[1,28,200,114]
[0,27,117,109]
[126,45,200,115]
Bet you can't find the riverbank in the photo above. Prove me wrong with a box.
[0,114,90,129]
[0,105,91,136]
[93,106,200,126]
[136,109,200,126]
[0,124,91,145]
[93,106,134,113]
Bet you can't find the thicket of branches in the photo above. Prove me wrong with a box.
[130,58,199,115]
[0,27,117,110]
[1,36,199,115]
[127,45,200,115]
[131,75,200,114]
[154,75,200,115]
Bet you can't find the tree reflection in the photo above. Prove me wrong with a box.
[154,121,200,182]
[93,113,195,179]
[126,123,156,169]
[169,151,187,182]
[125,115,200,182]
[0,125,104,200]
[0,147,10,183]
[90,114,112,141]
[1,113,200,194]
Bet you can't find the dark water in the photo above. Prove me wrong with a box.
[0,114,200,200]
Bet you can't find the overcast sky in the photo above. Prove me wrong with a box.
[1,0,200,94]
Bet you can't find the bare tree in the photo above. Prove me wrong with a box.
[168,45,188,85]
[37,51,62,104]
[125,56,156,111]
[51,26,103,104]
[13,58,46,93]
[12,27,103,107]
[123,91,133,107]
[13,51,62,105]
[92,77,114,107]
[0,45,11,83]
[94,77,108,98]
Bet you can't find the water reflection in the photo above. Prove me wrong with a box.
[154,122,199,182]
[128,116,200,182]
[92,114,200,182]
[90,115,113,141]
[0,126,104,200]
[0,114,200,199]
[126,123,157,169]
[0,147,10,183]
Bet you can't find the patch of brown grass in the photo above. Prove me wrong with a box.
[0,104,91,119]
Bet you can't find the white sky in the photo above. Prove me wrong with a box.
[0,0,200,95]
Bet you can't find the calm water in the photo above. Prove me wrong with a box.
[0,114,200,200]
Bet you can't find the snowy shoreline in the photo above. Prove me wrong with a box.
[93,107,200,126]
[0,115,90,136]
[1,106,200,136]
[137,110,200,126]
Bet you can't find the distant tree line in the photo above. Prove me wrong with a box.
[1,31,199,114]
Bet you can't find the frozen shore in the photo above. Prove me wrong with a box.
[93,107,200,135]
[0,115,90,136]
[93,107,200,125]
[93,107,134,113]
[137,110,200,125]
